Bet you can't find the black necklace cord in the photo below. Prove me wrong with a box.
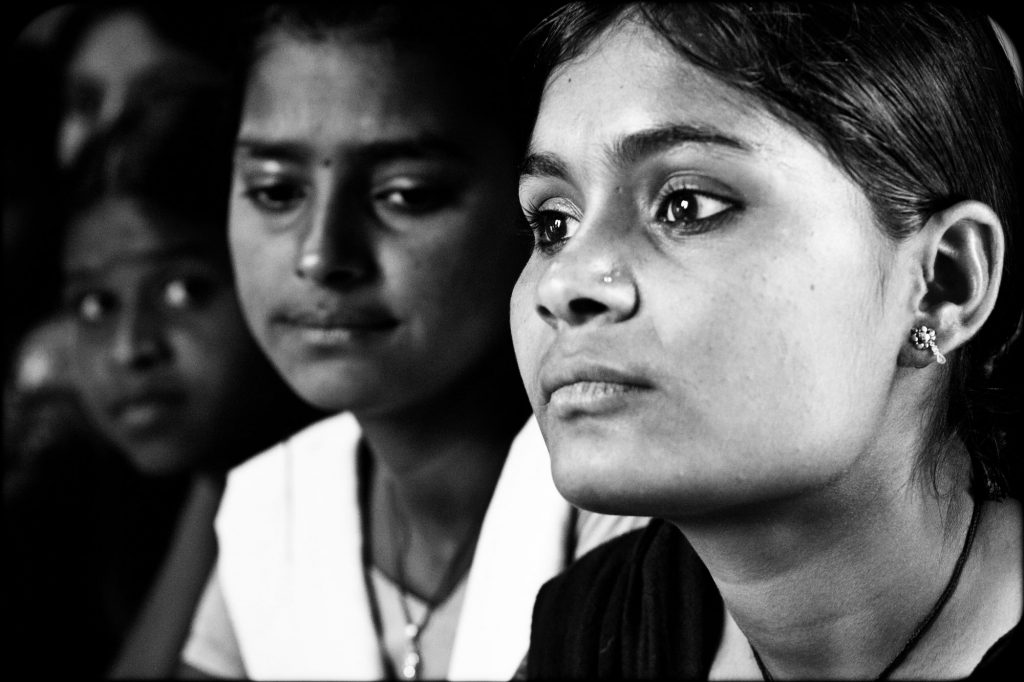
[751,498,982,681]
[358,441,398,680]
[388,474,483,609]
[361,438,485,680]
[877,498,981,679]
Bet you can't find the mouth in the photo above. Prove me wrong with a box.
[273,308,400,346]
[109,390,187,431]
[540,362,653,418]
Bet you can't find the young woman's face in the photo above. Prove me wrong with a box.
[511,22,915,518]
[229,36,523,414]
[62,198,266,474]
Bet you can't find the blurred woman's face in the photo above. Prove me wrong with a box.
[62,198,267,474]
[511,22,915,519]
[58,11,195,168]
[229,36,523,414]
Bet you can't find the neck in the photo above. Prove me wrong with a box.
[360,345,530,601]
[359,344,530,536]
[682,444,976,679]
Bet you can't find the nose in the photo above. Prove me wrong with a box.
[293,188,376,288]
[111,304,170,370]
[535,237,638,328]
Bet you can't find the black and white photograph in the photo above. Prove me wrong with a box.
[4,1,1022,679]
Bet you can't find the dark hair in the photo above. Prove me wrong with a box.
[52,2,242,77]
[60,84,237,241]
[520,1,1024,495]
[243,0,549,158]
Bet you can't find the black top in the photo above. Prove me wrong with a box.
[526,518,1022,679]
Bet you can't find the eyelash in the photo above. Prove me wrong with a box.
[522,203,577,255]
[242,181,307,214]
[242,179,453,218]
[652,185,740,234]
[372,184,453,214]
[521,185,740,254]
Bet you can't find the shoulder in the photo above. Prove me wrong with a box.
[530,520,658,646]
[526,524,651,675]
[968,496,1023,678]
[528,519,721,678]
[535,518,677,614]
[216,412,360,533]
[970,619,1023,679]
[225,411,359,490]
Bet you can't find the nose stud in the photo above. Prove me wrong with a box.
[296,252,321,277]
[909,325,946,365]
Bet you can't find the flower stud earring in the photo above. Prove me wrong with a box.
[909,325,946,365]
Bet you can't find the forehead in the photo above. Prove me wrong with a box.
[533,20,781,161]
[239,35,477,149]
[63,198,217,272]
[72,12,173,80]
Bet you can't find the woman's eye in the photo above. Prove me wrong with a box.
[162,276,215,310]
[374,185,450,213]
[528,210,578,252]
[655,188,736,229]
[74,291,116,324]
[243,181,307,213]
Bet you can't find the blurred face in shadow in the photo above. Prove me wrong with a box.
[62,197,267,474]
[58,10,206,168]
[511,21,914,519]
[229,33,523,415]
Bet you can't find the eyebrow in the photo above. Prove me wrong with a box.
[613,123,752,165]
[63,244,223,280]
[235,134,471,164]
[519,122,753,181]
[519,152,569,182]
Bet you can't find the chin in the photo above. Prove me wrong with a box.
[547,435,666,516]
[121,440,202,477]
[287,373,414,416]
[279,363,367,412]
[546,430,835,520]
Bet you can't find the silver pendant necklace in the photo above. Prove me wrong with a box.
[395,589,431,679]
[388,480,481,681]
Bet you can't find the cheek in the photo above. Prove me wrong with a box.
[510,263,545,398]
[68,336,119,434]
[394,221,516,328]
[172,303,258,378]
[229,225,281,327]
[659,247,888,454]
[70,331,111,389]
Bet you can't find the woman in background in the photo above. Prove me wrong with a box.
[5,82,320,678]
[51,2,237,169]
[180,3,644,679]
[511,2,1022,678]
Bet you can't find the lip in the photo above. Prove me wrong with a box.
[108,389,187,431]
[539,355,654,419]
[272,307,400,347]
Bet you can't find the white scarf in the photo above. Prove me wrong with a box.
[215,413,576,680]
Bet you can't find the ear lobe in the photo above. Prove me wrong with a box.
[915,200,1005,356]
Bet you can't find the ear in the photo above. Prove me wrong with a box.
[902,201,1005,367]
